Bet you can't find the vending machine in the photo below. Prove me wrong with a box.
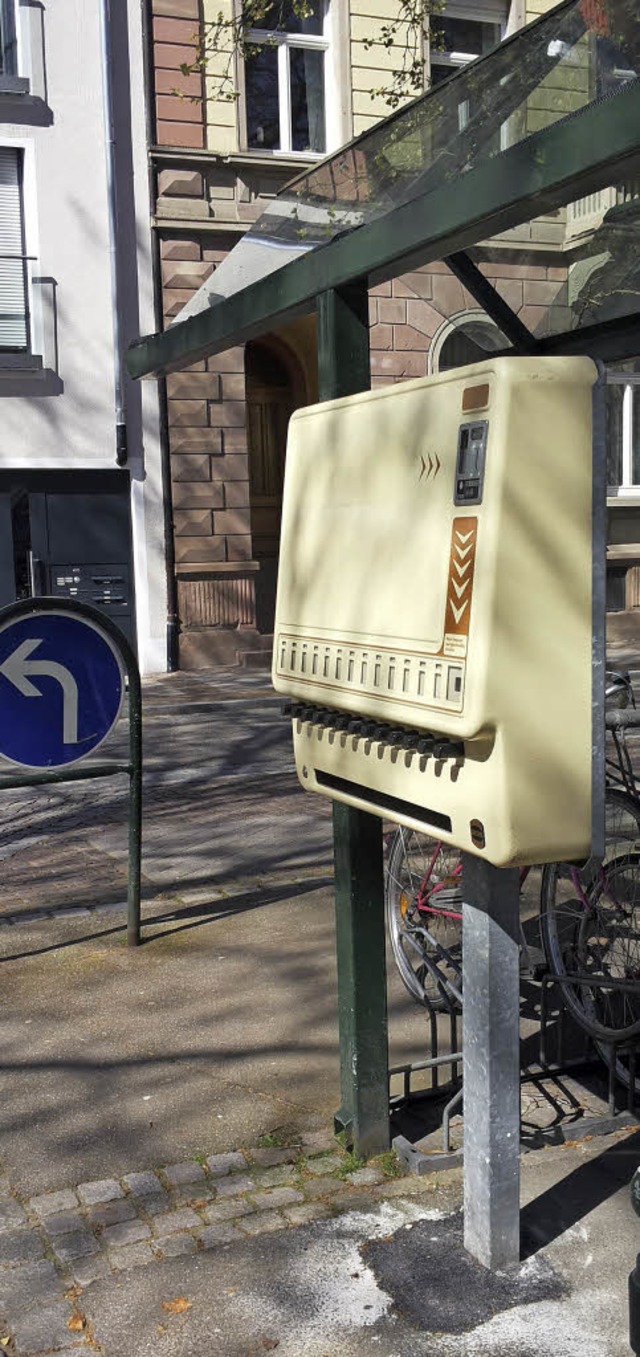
[272,357,605,867]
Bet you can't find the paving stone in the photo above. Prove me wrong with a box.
[0,1259,61,1314]
[133,1191,171,1216]
[102,1218,151,1247]
[30,1189,79,1218]
[42,1210,85,1237]
[215,1174,254,1198]
[52,1231,100,1263]
[88,1198,137,1229]
[301,1131,338,1153]
[169,1184,215,1207]
[372,1175,437,1198]
[0,1197,27,1230]
[303,1178,348,1200]
[162,1161,206,1187]
[283,1202,333,1226]
[122,1171,163,1197]
[107,1241,155,1271]
[205,1152,247,1178]
[199,1223,242,1247]
[11,1301,78,1353]
[250,1146,301,1168]
[306,1155,344,1176]
[154,1208,201,1236]
[253,1165,299,1188]
[71,1253,112,1287]
[156,1232,198,1258]
[203,1199,254,1223]
[77,1178,124,1206]
[237,1210,286,1236]
[345,1166,385,1187]
[250,1187,305,1211]
[0,1226,44,1264]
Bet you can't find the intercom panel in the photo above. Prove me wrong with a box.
[272,357,604,867]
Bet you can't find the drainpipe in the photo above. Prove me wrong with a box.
[98,0,128,467]
[140,0,180,671]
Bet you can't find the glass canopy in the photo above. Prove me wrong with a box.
[176,0,640,324]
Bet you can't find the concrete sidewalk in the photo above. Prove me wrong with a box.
[0,661,638,1355]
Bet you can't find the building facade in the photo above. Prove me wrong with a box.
[0,0,168,674]
[149,0,640,667]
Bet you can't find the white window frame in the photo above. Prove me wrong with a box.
[429,2,508,132]
[246,7,329,157]
[0,0,29,89]
[606,370,640,497]
[0,137,42,363]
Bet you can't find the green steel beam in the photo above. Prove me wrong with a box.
[316,286,390,1158]
[127,81,640,378]
[445,252,536,354]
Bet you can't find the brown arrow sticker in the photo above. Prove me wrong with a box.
[442,517,478,658]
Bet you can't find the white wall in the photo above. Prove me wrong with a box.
[0,0,168,673]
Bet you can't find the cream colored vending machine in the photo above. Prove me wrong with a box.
[272,357,605,867]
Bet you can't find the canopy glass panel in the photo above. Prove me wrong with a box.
[177,0,640,322]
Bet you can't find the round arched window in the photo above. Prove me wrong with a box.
[430,311,508,374]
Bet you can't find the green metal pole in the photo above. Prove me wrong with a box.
[127,661,143,947]
[316,284,390,1157]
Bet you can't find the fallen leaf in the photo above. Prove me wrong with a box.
[161,1297,192,1316]
[67,1314,85,1333]
[157,1325,167,1335]
[262,1341,279,1351]
[1,1337,11,1347]
[64,1286,81,1302]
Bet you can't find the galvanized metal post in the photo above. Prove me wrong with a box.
[317,284,390,1157]
[462,852,521,1270]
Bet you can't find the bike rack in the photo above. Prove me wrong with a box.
[392,970,640,1175]
[540,970,640,1119]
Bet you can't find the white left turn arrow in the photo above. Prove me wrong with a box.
[0,638,80,744]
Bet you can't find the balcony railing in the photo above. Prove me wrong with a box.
[566,181,640,239]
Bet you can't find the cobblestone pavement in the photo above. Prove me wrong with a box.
[0,1136,455,1355]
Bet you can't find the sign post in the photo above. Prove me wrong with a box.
[0,598,142,945]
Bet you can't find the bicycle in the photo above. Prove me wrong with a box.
[385,671,640,1087]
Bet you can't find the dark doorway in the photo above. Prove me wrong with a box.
[0,471,135,648]
[245,339,302,633]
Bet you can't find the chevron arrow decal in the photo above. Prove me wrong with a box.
[451,600,469,625]
[443,516,478,650]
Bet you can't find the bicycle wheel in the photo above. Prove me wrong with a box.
[385,826,462,1010]
[541,847,640,1042]
[540,786,640,939]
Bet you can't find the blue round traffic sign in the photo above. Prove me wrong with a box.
[0,610,125,769]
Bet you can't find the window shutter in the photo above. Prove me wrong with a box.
[0,146,27,349]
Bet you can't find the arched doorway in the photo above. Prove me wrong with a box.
[245,338,304,632]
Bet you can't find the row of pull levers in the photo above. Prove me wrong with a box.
[282,701,464,760]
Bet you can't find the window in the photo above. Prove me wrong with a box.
[245,0,327,155]
[429,2,507,135]
[0,0,17,78]
[429,3,506,86]
[0,146,29,351]
[606,363,640,494]
[430,311,508,375]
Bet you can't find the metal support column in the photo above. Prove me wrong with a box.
[462,853,521,1271]
[317,284,390,1157]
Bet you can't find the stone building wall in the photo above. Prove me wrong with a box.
[150,0,573,667]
